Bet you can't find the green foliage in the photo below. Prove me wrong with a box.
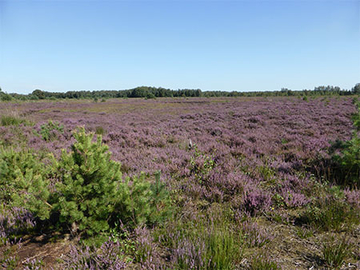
[159,207,243,270]
[145,92,156,99]
[39,120,64,141]
[95,126,106,135]
[0,92,13,101]
[250,253,281,270]
[0,147,51,220]
[299,195,359,232]
[0,245,18,269]
[295,226,314,239]
[1,115,28,126]
[352,83,360,94]
[51,128,123,235]
[148,171,173,225]
[189,144,215,184]
[50,128,171,236]
[328,101,360,187]
[322,236,351,269]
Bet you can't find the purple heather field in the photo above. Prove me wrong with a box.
[1,96,360,269]
[0,97,356,208]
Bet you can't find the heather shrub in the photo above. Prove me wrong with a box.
[60,240,127,269]
[0,207,36,241]
[242,187,272,216]
[23,258,44,270]
[241,220,273,247]
[0,239,22,269]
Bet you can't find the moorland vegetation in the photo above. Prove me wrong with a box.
[0,91,360,269]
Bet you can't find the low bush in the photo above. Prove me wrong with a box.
[50,128,171,236]
[39,120,64,141]
[0,128,172,240]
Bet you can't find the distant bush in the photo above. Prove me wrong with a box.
[95,126,106,135]
[0,93,13,101]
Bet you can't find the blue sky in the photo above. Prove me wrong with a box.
[0,0,359,94]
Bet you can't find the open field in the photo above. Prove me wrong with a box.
[1,96,360,269]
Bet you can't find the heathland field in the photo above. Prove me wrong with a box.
[1,96,360,269]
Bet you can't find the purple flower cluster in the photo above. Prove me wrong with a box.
[60,239,127,269]
[0,206,36,240]
[241,220,274,247]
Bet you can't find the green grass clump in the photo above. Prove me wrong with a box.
[158,206,244,270]
[250,253,281,270]
[322,236,351,269]
[1,115,28,126]
[299,195,359,232]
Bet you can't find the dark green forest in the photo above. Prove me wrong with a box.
[1,83,360,101]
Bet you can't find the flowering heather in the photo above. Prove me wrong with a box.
[0,96,359,269]
[0,207,36,240]
[60,240,127,269]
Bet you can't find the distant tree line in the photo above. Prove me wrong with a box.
[1,84,360,101]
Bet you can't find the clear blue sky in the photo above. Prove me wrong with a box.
[0,0,359,94]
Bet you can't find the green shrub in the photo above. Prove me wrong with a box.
[0,147,51,220]
[50,128,171,236]
[95,126,106,135]
[50,128,124,235]
[329,101,360,187]
[39,120,64,141]
[0,93,13,101]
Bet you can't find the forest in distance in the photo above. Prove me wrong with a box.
[0,92,360,269]
[1,83,360,101]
